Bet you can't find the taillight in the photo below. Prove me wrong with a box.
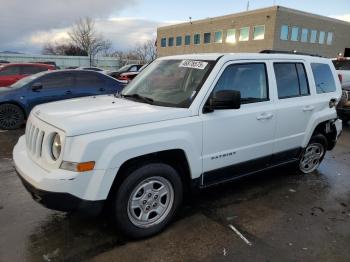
[338,74,343,83]
[118,75,129,81]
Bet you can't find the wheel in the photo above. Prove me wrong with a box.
[0,104,25,130]
[299,134,328,174]
[113,163,183,239]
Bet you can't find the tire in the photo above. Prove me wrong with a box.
[113,162,183,239]
[298,134,328,174]
[0,104,25,130]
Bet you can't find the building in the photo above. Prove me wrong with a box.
[157,6,350,58]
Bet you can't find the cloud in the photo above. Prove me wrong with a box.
[331,14,350,23]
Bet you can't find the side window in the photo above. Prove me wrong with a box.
[129,66,138,72]
[40,73,74,89]
[0,66,20,76]
[76,72,105,88]
[274,63,310,99]
[21,66,47,75]
[213,63,269,104]
[311,63,336,94]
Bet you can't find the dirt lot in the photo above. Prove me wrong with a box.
[0,126,350,262]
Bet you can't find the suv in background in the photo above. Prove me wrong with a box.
[332,57,350,122]
[14,53,342,239]
[0,63,54,87]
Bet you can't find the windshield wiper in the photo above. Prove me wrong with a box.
[121,94,154,104]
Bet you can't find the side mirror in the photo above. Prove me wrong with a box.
[206,90,241,111]
[32,82,43,91]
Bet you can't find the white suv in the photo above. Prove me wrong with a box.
[13,53,342,238]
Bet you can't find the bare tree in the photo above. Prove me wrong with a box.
[42,42,87,56]
[68,17,111,66]
[131,39,157,63]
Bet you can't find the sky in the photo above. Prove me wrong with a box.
[0,0,349,54]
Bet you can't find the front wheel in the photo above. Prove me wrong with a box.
[299,134,328,174]
[113,163,183,239]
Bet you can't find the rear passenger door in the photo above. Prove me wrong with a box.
[271,61,315,163]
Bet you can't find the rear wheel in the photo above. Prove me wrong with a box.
[113,163,183,239]
[0,104,25,130]
[299,134,328,174]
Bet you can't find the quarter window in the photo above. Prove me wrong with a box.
[239,27,250,41]
[168,37,174,47]
[194,33,201,45]
[311,63,336,94]
[204,32,211,44]
[214,31,223,43]
[176,36,182,46]
[226,29,236,43]
[301,28,309,43]
[280,25,289,40]
[185,35,191,45]
[253,25,265,40]
[291,26,299,41]
[213,63,268,104]
[274,63,310,99]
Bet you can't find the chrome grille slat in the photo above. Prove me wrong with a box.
[25,119,45,159]
[36,131,45,157]
[32,128,39,154]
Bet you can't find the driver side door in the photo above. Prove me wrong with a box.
[201,61,277,186]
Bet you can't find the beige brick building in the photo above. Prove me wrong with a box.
[157,6,350,58]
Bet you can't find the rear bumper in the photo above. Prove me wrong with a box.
[17,172,104,215]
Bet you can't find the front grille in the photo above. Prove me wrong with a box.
[25,120,45,158]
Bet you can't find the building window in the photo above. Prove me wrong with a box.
[310,30,317,43]
[161,38,167,47]
[319,31,325,44]
[253,25,265,40]
[326,32,333,45]
[291,26,299,41]
[214,31,223,43]
[185,35,191,45]
[226,29,236,43]
[194,33,201,45]
[176,36,182,46]
[204,32,211,44]
[280,25,289,40]
[168,37,174,47]
[300,28,309,43]
[239,27,250,41]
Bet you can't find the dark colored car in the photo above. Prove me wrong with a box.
[109,64,143,79]
[0,70,125,130]
[0,63,55,87]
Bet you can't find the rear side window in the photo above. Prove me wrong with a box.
[311,63,336,94]
[21,65,48,75]
[40,72,74,89]
[332,60,350,70]
[76,72,105,88]
[0,66,20,76]
[213,63,269,104]
[274,63,310,99]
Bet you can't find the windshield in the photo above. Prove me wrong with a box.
[121,59,215,108]
[332,60,350,70]
[10,71,47,89]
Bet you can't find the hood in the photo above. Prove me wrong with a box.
[33,95,193,136]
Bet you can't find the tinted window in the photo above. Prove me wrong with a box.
[21,65,47,75]
[311,63,336,94]
[40,72,74,89]
[76,72,105,88]
[204,33,211,44]
[280,25,289,40]
[168,37,174,47]
[161,38,166,47]
[274,63,310,99]
[332,60,350,70]
[213,63,268,104]
[0,66,20,76]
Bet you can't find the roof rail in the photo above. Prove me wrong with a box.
[260,49,323,57]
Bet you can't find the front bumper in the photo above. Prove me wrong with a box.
[13,136,116,215]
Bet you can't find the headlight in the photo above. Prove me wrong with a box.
[51,133,61,160]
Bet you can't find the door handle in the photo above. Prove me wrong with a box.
[303,105,315,112]
[65,90,72,95]
[257,113,273,120]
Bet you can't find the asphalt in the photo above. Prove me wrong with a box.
[0,126,350,262]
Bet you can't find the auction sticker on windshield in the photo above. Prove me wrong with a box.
[179,60,208,70]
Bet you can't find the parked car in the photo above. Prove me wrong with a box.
[78,67,107,74]
[14,53,342,239]
[115,64,149,83]
[332,57,350,122]
[109,64,143,79]
[0,60,9,65]
[0,70,125,129]
[0,63,54,87]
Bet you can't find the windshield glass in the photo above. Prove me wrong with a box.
[121,59,215,108]
[10,71,47,89]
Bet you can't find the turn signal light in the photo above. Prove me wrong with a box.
[60,161,95,172]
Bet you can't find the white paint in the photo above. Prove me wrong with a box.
[228,224,252,246]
